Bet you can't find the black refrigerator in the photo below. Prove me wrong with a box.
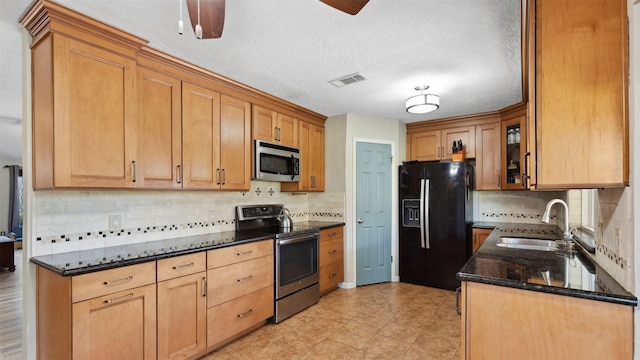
[399,161,473,290]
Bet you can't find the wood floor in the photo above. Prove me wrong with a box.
[0,249,22,360]
[0,252,461,360]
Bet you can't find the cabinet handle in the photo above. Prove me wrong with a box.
[176,165,182,184]
[311,176,316,188]
[455,287,462,315]
[237,309,253,318]
[104,293,133,304]
[329,232,337,237]
[172,262,194,270]
[522,152,530,188]
[202,277,207,297]
[216,169,221,185]
[236,275,253,283]
[222,169,226,185]
[328,249,337,254]
[497,175,501,188]
[236,250,253,256]
[103,275,133,286]
[328,273,337,279]
[276,127,281,141]
[132,161,137,183]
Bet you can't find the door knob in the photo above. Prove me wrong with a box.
[357,218,364,224]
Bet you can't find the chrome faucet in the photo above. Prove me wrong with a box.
[541,199,573,241]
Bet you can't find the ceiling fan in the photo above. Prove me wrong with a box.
[184,0,369,39]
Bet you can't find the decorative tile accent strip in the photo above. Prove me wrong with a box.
[36,220,232,245]
[597,244,628,269]
[480,212,553,221]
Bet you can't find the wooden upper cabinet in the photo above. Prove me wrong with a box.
[220,95,251,190]
[137,67,182,189]
[407,126,475,161]
[281,120,325,192]
[32,34,138,189]
[276,113,299,147]
[442,126,476,159]
[182,82,221,189]
[409,130,441,161]
[252,105,299,147]
[475,123,501,190]
[181,85,251,190]
[528,0,628,188]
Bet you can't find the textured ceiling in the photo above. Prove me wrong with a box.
[0,0,522,161]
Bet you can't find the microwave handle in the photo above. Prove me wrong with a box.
[291,155,299,181]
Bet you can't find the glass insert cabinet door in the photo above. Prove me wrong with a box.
[501,115,526,190]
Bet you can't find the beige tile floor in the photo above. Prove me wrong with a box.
[202,282,462,360]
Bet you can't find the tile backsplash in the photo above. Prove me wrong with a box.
[31,181,345,256]
[476,190,566,224]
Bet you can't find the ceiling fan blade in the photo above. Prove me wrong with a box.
[186,0,225,39]
[320,0,369,15]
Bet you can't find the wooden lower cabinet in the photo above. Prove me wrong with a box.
[36,240,277,360]
[471,228,492,254]
[73,284,157,360]
[460,281,633,359]
[157,253,207,360]
[37,262,158,360]
[319,226,344,295]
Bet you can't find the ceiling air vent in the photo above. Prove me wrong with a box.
[328,73,367,87]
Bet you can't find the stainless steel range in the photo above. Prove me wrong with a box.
[236,204,320,323]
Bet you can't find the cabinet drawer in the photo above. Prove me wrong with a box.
[207,286,274,348]
[157,252,206,282]
[72,262,156,303]
[320,227,343,241]
[207,255,273,308]
[320,237,343,266]
[319,260,343,295]
[207,239,273,269]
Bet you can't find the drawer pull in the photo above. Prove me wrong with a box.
[328,249,337,254]
[236,250,253,256]
[329,232,337,237]
[104,293,133,304]
[103,276,133,286]
[237,309,253,318]
[202,277,207,297]
[237,275,253,283]
[172,262,195,270]
[328,273,337,279]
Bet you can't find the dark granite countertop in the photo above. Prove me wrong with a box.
[30,231,274,276]
[296,221,345,230]
[30,221,345,277]
[460,222,637,306]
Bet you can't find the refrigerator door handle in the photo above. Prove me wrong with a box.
[420,178,430,249]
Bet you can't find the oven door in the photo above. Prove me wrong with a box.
[275,234,319,299]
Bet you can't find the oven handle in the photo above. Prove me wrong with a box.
[277,235,318,245]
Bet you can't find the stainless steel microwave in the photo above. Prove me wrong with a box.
[254,140,300,182]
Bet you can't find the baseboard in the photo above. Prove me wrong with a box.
[339,282,356,289]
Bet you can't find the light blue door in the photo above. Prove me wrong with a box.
[356,142,392,286]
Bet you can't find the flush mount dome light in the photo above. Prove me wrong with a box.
[405,86,440,114]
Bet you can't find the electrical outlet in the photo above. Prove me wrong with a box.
[109,215,122,231]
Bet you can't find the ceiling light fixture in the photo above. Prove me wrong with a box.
[405,86,440,114]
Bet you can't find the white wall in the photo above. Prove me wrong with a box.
[336,113,405,287]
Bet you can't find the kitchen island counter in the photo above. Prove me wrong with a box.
[458,223,637,306]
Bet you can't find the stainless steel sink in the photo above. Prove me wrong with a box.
[496,237,560,251]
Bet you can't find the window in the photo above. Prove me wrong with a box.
[581,189,595,234]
